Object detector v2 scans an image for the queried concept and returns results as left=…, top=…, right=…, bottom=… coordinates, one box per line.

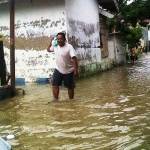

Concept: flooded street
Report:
left=0, top=53, right=150, bottom=150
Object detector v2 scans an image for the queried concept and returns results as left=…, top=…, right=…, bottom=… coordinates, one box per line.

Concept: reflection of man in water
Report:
left=47, top=32, right=78, bottom=102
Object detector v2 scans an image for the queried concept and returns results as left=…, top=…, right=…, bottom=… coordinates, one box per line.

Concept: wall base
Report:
left=78, top=58, right=116, bottom=78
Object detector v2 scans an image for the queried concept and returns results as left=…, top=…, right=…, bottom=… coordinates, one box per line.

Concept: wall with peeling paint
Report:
left=0, top=0, right=67, bottom=51
left=0, top=0, right=68, bottom=82
left=0, top=0, right=124, bottom=83
left=108, top=34, right=126, bottom=65
left=65, top=0, right=101, bottom=65
left=0, top=0, right=66, bottom=38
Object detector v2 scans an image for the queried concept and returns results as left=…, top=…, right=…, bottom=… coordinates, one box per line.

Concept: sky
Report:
left=127, top=0, right=134, bottom=5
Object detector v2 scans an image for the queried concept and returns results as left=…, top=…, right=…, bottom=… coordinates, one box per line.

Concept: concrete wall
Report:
left=65, top=0, right=101, bottom=64
left=64, top=0, right=107, bottom=78
left=0, top=0, right=125, bottom=83
left=108, top=34, right=126, bottom=65
left=0, top=0, right=66, bottom=38
left=0, top=0, right=67, bottom=82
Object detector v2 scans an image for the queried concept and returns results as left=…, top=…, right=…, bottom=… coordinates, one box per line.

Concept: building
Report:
left=0, top=0, right=126, bottom=83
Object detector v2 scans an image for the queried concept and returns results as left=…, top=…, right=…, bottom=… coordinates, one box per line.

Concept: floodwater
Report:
left=0, top=53, right=150, bottom=150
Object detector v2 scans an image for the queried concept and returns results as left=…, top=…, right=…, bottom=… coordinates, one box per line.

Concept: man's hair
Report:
left=57, top=32, right=66, bottom=39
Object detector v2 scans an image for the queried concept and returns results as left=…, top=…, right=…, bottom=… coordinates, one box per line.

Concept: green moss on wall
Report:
left=78, top=58, right=115, bottom=78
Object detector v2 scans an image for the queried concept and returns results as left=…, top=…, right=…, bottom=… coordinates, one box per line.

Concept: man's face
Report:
left=57, top=34, right=65, bottom=47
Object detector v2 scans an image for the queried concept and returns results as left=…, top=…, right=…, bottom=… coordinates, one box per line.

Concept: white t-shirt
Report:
left=50, top=43, right=76, bottom=74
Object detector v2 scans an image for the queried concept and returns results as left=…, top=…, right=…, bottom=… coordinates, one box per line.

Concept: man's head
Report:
left=57, top=32, right=66, bottom=47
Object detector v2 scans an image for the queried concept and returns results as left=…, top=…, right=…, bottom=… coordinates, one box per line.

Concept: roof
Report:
left=99, top=7, right=114, bottom=18
left=98, top=0, right=119, bottom=13
left=0, top=0, right=119, bottom=13
left=0, top=0, right=8, bottom=4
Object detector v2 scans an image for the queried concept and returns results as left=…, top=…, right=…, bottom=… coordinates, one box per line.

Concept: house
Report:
left=142, top=20, right=150, bottom=52
left=0, top=0, right=126, bottom=83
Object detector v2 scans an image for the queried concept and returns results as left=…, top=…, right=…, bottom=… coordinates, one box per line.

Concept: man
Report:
left=130, top=47, right=136, bottom=65
left=47, top=32, right=78, bottom=101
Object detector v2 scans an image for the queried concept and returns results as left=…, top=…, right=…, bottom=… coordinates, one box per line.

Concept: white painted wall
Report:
left=108, top=40, right=115, bottom=59
left=115, top=38, right=126, bottom=64
left=0, top=0, right=112, bottom=82
left=65, top=0, right=101, bottom=64
left=4, top=48, right=56, bottom=82
left=65, top=0, right=98, bottom=23
left=0, top=0, right=67, bottom=82
left=108, top=35, right=126, bottom=64
left=0, top=0, right=67, bottom=37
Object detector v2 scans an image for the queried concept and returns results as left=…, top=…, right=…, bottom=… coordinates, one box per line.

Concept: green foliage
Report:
left=118, top=0, right=150, bottom=26
left=107, top=0, right=148, bottom=48
left=122, top=25, right=143, bottom=48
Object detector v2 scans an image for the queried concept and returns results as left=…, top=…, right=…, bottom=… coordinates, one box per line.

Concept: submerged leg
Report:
left=68, top=88, right=74, bottom=99
left=52, top=86, right=59, bottom=101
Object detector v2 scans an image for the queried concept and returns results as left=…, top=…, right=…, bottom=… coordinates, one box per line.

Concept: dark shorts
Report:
left=52, top=69, right=75, bottom=88
left=130, top=55, right=135, bottom=60
left=130, top=55, right=137, bottom=60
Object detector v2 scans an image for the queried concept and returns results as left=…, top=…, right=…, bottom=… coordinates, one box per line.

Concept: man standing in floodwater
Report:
left=47, top=32, right=78, bottom=102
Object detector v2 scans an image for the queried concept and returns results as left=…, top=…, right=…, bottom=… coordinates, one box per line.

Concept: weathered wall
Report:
left=0, top=0, right=123, bottom=83
left=65, top=0, right=101, bottom=65
left=108, top=34, right=126, bottom=65
left=0, top=0, right=67, bottom=82
left=0, top=0, right=66, bottom=49
left=65, top=0, right=117, bottom=78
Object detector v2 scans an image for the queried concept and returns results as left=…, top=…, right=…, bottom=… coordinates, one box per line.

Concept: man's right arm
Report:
left=47, top=36, right=54, bottom=52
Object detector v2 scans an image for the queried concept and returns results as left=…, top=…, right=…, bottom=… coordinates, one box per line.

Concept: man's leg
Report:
left=63, top=72, right=75, bottom=99
left=68, top=88, right=74, bottom=99
left=52, top=86, right=59, bottom=101
left=51, top=69, right=62, bottom=101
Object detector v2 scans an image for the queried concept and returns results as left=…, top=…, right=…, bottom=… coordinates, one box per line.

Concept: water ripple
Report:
left=86, top=103, right=119, bottom=109
left=123, top=107, right=136, bottom=112
left=48, top=131, right=102, bottom=139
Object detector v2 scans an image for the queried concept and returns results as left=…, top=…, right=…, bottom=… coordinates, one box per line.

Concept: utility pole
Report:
left=10, top=0, right=15, bottom=93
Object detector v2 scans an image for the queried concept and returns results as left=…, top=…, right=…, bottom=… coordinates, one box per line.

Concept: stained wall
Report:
left=0, top=0, right=67, bottom=82
left=0, top=0, right=119, bottom=83
left=65, top=0, right=101, bottom=65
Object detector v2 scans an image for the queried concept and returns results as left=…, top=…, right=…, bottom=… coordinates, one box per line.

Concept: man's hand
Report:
left=72, top=57, right=78, bottom=77
left=49, top=35, right=54, bottom=43
left=74, top=69, right=79, bottom=77
left=47, top=35, right=54, bottom=52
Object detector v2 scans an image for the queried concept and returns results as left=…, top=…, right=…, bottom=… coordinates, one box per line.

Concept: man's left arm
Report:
left=72, top=56, right=78, bottom=77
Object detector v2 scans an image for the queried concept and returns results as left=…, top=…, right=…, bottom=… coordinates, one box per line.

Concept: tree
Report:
left=118, top=0, right=150, bottom=26
left=121, top=24, right=143, bottom=48
left=107, top=0, right=149, bottom=49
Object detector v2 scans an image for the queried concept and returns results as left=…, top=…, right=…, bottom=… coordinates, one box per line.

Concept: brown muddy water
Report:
left=0, top=53, right=150, bottom=150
